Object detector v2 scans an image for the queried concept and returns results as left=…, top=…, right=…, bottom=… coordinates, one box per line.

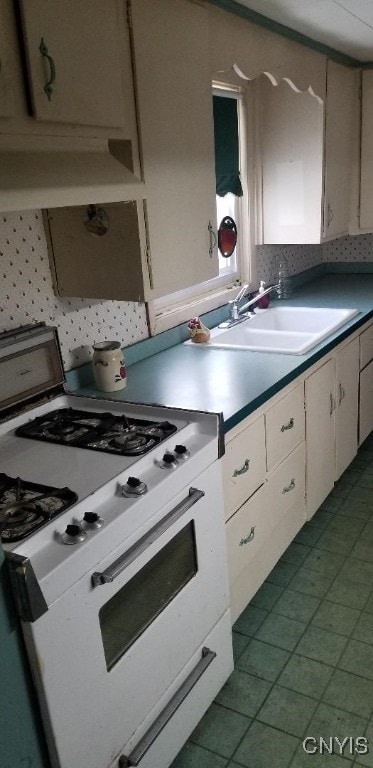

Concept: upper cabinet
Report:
left=360, top=71, right=373, bottom=231
left=257, top=60, right=358, bottom=244
left=129, top=0, right=219, bottom=299
left=18, top=0, right=127, bottom=129
left=0, top=4, right=15, bottom=118
left=0, top=0, right=136, bottom=139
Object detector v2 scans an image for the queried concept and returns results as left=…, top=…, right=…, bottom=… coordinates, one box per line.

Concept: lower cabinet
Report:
left=227, top=443, right=306, bottom=624
left=224, top=322, right=370, bottom=623
left=305, top=335, right=360, bottom=520
left=360, top=361, right=373, bottom=444
left=305, top=358, right=335, bottom=518
left=223, top=381, right=306, bottom=624
left=359, top=322, right=373, bottom=445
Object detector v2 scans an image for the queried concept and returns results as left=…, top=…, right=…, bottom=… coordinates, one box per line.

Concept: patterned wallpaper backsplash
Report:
left=0, top=210, right=148, bottom=371
left=1, top=209, right=372, bottom=371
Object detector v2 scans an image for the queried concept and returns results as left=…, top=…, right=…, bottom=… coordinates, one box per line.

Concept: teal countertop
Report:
left=73, top=275, right=373, bottom=433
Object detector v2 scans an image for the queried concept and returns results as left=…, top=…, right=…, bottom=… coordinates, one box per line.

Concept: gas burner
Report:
left=111, top=433, right=155, bottom=454
left=16, top=408, right=178, bottom=457
left=0, top=474, right=78, bottom=543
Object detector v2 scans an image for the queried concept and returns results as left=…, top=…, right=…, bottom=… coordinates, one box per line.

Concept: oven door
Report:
left=22, top=461, right=229, bottom=768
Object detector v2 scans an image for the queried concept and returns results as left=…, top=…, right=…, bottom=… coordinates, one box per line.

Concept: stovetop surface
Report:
left=15, top=407, right=178, bottom=457
left=0, top=473, right=78, bottom=542
left=0, top=395, right=189, bottom=537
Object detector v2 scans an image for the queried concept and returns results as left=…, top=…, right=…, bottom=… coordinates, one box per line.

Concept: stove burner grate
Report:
left=0, top=474, right=78, bottom=543
left=15, top=408, right=178, bottom=457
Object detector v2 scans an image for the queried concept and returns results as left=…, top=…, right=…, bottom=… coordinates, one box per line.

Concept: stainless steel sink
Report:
left=186, top=307, right=359, bottom=355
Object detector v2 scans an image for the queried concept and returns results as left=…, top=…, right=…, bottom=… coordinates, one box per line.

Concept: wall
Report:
left=257, top=234, right=373, bottom=284
left=1, top=210, right=373, bottom=373
left=0, top=210, right=149, bottom=371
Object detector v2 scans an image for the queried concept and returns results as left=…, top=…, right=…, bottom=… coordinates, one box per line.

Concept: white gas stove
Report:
left=0, top=324, right=233, bottom=768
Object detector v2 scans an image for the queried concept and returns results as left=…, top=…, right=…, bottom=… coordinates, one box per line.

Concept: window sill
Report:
left=147, top=282, right=244, bottom=335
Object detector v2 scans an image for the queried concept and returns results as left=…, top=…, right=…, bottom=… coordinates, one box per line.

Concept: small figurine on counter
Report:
left=188, top=316, right=210, bottom=343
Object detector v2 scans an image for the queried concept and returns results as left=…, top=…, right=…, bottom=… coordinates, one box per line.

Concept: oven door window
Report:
left=99, top=521, right=197, bottom=671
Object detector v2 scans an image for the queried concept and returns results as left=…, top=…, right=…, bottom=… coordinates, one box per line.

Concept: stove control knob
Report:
left=122, top=476, right=148, bottom=497
left=81, top=512, right=104, bottom=530
left=62, top=524, right=87, bottom=545
left=174, top=444, right=190, bottom=460
left=158, top=452, right=178, bottom=469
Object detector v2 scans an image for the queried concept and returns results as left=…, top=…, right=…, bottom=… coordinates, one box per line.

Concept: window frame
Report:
left=147, top=82, right=257, bottom=336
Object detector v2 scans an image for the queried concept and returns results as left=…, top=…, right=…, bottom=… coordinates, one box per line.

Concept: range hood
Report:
left=0, top=135, right=145, bottom=212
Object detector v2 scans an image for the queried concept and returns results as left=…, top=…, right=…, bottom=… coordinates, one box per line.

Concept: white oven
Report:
left=0, top=324, right=233, bottom=768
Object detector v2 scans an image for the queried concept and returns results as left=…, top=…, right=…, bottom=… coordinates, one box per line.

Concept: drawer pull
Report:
left=338, top=382, right=345, bottom=405
left=119, top=647, right=216, bottom=766
left=330, top=392, right=336, bottom=416
left=282, top=478, right=295, bottom=494
left=239, top=526, right=255, bottom=546
left=280, top=417, right=294, bottom=432
left=233, top=459, right=250, bottom=477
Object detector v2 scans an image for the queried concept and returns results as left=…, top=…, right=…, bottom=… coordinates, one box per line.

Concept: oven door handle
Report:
left=91, top=487, right=205, bottom=588
left=118, top=646, right=216, bottom=767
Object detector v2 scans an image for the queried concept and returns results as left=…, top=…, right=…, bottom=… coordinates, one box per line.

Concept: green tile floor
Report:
left=171, top=433, right=373, bottom=768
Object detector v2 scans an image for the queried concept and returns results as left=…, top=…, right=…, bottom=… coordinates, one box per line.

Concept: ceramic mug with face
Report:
left=92, top=341, right=126, bottom=392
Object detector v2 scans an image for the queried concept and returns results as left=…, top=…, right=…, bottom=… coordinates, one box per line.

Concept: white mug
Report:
left=92, top=341, right=126, bottom=392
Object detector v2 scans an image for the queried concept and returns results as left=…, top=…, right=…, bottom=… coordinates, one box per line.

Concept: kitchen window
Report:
left=148, top=84, right=256, bottom=335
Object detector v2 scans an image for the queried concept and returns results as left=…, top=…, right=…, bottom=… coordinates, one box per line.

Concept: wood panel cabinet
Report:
left=305, top=336, right=359, bottom=520
left=359, top=321, right=373, bottom=445
left=257, top=60, right=357, bottom=244
left=0, top=4, right=14, bottom=118
left=360, top=72, right=373, bottom=230
left=335, top=336, right=359, bottom=478
left=129, top=0, right=219, bottom=299
left=0, top=0, right=136, bottom=139
left=224, top=381, right=305, bottom=623
left=225, top=323, right=368, bottom=621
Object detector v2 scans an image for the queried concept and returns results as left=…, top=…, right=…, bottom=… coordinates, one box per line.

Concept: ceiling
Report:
left=234, top=0, right=373, bottom=62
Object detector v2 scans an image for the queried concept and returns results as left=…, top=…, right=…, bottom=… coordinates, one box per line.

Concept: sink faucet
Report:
left=238, top=283, right=280, bottom=316
left=228, top=283, right=250, bottom=322
left=219, top=282, right=280, bottom=329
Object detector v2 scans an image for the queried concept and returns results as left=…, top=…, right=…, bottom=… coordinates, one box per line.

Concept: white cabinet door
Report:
left=305, top=359, right=335, bottom=520
left=18, top=0, right=129, bottom=129
left=360, top=360, right=373, bottom=445
left=335, top=337, right=359, bottom=479
left=322, top=60, right=356, bottom=240
left=0, top=4, right=14, bottom=118
left=258, top=60, right=357, bottom=244
left=130, top=0, right=219, bottom=299
left=360, top=71, right=373, bottom=230
left=258, top=76, right=324, bottom=244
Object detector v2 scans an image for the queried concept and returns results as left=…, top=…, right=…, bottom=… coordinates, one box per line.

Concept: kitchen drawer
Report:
left=226, top=482, right=269, bottom=587
left=223, top=415, right=266, bottom=519
left=266, top=441, right=306, bottom=521
left=360, top=324, right=373, bottom=370
left=230, top=501, right=304, bottom=624
left=265, top=383, right=305, bottom=472
left=226, top=442, right=305, bottom=590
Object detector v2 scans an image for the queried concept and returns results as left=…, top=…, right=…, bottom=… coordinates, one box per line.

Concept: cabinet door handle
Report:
left=39, top=38, right=56, bottom=101
left=330, top=392, right=336, bottom=416
left=208, top=221, right=217, bottom=257
left=327, top=203, right=334, bottom=227
left=280, top=417, right=294, bottom=432
left=282, top=478, right=295, bottom=494
left=239, top=526, right=255, bottom=546
left=338, top=382, right=345, bottom=405
left=233, top=459, right=250, bottom=477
